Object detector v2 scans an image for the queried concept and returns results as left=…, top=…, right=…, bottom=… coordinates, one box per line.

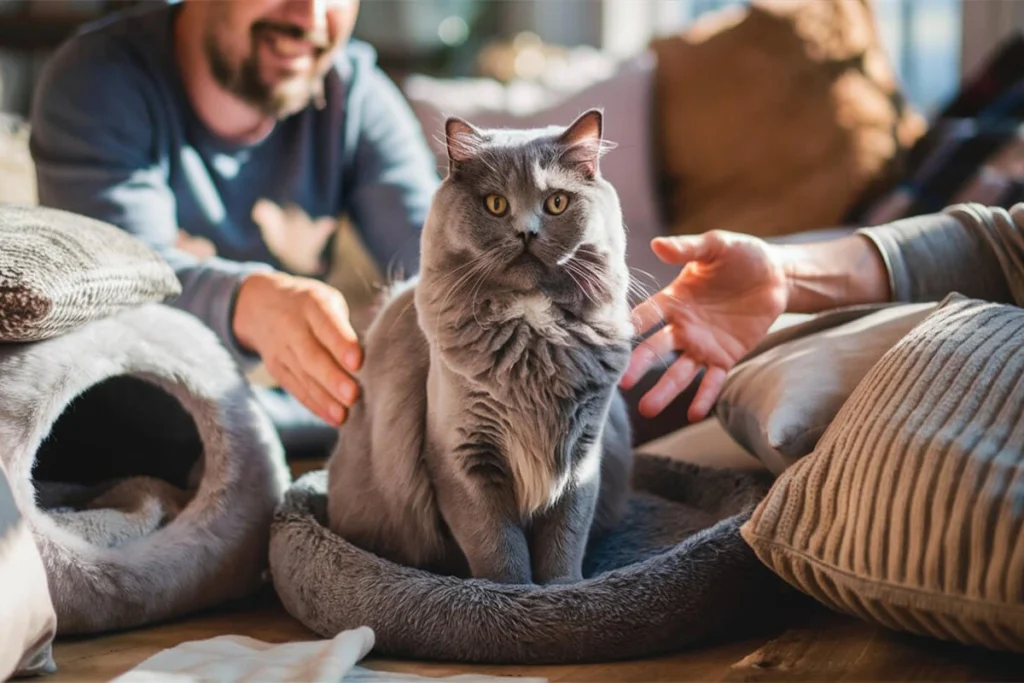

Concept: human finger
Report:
left=272, top=356, right=347, bottom=427
left=650, top=233, right=717, bottom=266
left=620, top=325, right=678, bottom=389
left=307, top=290, right=363, bottom=373
left=290, top=332, right=360, bottom=408
left=629, top=290, right=680, bottom=339
left=637, top=355, right=701, bottom=418
left=687, top=366, right=727, bottom=422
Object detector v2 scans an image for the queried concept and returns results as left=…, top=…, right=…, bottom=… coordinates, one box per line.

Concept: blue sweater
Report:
left=29, top=3, right=440, bottom=367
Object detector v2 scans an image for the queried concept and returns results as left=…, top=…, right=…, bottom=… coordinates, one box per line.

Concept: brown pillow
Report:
left=649, top=0, right=926, bottom=238
left=741, top=294, right=1024, bottom=652
left=0, top=203, right=181, bottom=342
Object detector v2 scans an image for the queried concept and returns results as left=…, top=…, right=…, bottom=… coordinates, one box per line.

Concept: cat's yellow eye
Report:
left=544, top=191, right=570, bottom=215
left=484, top=194, right=509, bottom=216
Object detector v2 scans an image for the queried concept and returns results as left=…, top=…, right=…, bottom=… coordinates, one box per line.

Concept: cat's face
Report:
left=420, top=110, right=627, bottom=314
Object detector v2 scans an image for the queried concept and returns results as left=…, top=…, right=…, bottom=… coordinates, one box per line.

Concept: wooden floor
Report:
left=49, top=587, right=1023, bottom=682
left=46, top=458, right=1024, bottom=681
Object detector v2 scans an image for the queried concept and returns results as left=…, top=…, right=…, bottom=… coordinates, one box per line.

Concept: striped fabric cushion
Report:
left=0, top=203, right=180, bottom=342
left=741, top=294, right=1024, bottom=652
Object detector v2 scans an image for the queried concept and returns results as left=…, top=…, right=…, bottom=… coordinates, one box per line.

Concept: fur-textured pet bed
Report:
left=0, top=302, right=291, bottom=635
left=270, top=454, right=788, bottom=664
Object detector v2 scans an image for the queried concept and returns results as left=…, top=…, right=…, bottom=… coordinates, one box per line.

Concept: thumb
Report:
left=650, top=234, right=716, bottom=266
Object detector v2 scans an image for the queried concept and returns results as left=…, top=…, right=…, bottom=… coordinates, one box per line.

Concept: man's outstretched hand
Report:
left=233, top=271, right=362, bottom=427
left=621, top=230, right=789, bottom=422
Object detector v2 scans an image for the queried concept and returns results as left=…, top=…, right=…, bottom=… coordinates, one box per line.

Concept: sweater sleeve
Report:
left=857, top=202, right=1024, bottom=307
left=28, top=32, right=270, bottom=371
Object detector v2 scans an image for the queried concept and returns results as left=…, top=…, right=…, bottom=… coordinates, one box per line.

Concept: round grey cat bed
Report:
left=270, top=455, right=789, bottom=664
left=0, top=303, right=291, bottom=635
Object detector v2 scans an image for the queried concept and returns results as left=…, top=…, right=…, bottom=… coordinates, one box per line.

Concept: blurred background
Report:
left=2, top=0, right=1024, bottom=298
left=0, top=0, right=995, bottom=119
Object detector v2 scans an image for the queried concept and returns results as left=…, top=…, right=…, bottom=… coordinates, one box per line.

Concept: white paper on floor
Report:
left=110, top=627, right=548, bottom=683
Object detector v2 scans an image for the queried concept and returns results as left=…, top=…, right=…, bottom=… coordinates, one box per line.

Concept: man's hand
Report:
left=233, top=271, right=362, bottom=427
left=620, top=231, right=788, bottom=422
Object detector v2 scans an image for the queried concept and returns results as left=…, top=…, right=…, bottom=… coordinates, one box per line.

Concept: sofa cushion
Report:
left=0, top=203, right=181, bottom=342
left=741, top=294, right=1024, bottom=651
left=716, top=302, right=935, bottom=474
left=649, top=0, right=925, bottom=239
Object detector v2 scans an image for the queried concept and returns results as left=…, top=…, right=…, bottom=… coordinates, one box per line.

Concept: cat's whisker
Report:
left=435, top=249, right=502, bottom=332
left=628, top=267, right=661, bottom=293
left=432, top=253, right=490, bottom=320
left=468, top=253, right=507, bottom=329
left=563, top=261, right=602, bottom=310
left=386, top=296, right=418, bottom=339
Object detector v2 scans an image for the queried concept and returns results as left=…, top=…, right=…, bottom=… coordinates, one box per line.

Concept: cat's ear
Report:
left=557, top=109, right=611, bottom=180
left=445, top=117, right=482, bottom=173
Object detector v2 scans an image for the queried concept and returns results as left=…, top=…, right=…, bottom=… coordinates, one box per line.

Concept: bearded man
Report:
left=30, top=0, right=440, bottom=453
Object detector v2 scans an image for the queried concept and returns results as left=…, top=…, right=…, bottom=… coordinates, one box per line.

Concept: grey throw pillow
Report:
left=716, top=302, right=936, bottom=474
left=0, top=203, right=180, bottom=341
left=741, top=293, right=1024, bottom=652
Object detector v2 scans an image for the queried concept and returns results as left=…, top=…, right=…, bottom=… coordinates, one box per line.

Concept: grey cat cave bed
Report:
left=1, top=303, right=290, bottom=635
left=270, top=455, right=788, bottom=664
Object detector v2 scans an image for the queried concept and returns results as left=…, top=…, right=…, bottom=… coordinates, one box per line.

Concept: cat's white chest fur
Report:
left=500, top=294, right=629, bottom=346
left=507, top=423, right=604, bottom=518
left=503, top=294, right=566, bottom=340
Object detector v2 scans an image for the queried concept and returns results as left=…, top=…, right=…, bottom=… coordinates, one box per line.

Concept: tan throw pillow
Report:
left=0, top=203, right=181, bottom=342
left=716, top=302, right=936, bottom=474
left=649, top=0, right=926, bottom=239
left=0, top=460, right=57, bottom=679
left=741, top=294, right=1024, bottom=652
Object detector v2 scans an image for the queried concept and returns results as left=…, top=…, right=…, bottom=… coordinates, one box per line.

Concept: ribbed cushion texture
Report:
left=741, top=294, right=1024, bottom=652
left=0, top=203, right=180, bottom=342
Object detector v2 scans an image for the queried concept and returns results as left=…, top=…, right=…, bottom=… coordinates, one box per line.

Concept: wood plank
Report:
left=48, top=589, right=1023, bottom=682
left=722, top=604, right=1024, bottom=682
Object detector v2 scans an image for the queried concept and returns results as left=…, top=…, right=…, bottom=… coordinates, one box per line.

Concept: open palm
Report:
left=621, top=230, right=788, bottom=421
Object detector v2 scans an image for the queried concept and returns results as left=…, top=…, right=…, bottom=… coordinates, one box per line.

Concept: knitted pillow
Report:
left=741, top=294, right=1024, bottom=652
left=0, top=203, right=180, bottom=342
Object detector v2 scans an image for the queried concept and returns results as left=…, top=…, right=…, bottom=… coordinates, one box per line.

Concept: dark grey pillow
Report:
left=716, top=302, right=936, bottom=474
left=0, top=203, right=180, bottom=341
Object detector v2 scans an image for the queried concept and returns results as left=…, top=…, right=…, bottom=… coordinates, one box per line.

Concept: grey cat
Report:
left=327, top=110, right=634, bottom=584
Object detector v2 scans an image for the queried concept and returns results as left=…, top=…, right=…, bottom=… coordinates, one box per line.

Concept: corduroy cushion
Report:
left=0, top=203, right=180, bottom=342
left=741, top=294, right=1024, bottom=652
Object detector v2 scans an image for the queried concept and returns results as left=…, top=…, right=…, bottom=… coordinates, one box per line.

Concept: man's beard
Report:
left=203, top=29, right=330, bottom=119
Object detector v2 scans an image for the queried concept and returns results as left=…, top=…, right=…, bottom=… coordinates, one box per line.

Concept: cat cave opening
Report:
left=32, top=374, right=204, bottom=544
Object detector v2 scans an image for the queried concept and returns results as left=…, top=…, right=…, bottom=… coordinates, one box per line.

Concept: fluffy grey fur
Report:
left=0, top=303, right=291, bottom=634
left=327, top=110, right=635, bottom=584
left=272, top=456, right=785, bottom=664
